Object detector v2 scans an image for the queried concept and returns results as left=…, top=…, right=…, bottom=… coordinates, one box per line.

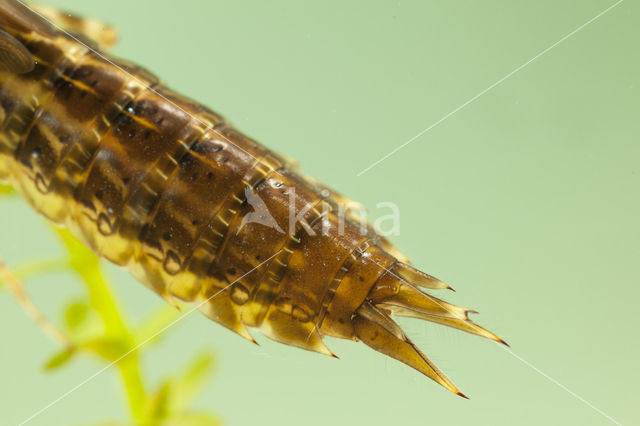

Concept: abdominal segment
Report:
left=0, top=0, right=505, bottom=396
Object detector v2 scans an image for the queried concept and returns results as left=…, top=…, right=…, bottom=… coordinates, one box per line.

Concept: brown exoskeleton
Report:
left=0, top=0, right=505, bottom=397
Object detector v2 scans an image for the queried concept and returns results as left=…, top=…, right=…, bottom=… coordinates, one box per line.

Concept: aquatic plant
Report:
left=0, top=183, right=219, bottom=425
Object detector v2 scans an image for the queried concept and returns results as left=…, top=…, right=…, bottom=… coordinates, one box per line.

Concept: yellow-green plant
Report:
left=0, top=183, right=219, bottom=426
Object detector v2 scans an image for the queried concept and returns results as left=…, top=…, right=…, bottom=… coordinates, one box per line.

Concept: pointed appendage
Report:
left=353, top=301, right=463, bottom=395
left=350, top=262, right=506, bottom=396
left=260, top=308, right=335, bottom=357
left=197, top=290, right=257, bottom=344
left=393, top=261, right=455, bottom=291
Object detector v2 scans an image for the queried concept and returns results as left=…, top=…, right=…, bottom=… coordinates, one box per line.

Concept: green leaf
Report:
left=43, top=349, right=75, bottom=371
left=83, top=336, right=130, bottom=361
left=171, top=352, right=215, bottom=413
left=61, top=299, right=104, bottom=343
left=143, top=351, right=215, bottom=422
left=65, top=300, right=89, bottom=330
left=145, top=381, right=172, bottom=421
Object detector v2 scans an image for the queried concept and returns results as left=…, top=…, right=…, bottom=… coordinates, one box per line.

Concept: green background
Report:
left=1, top=0, right=638, bottom=424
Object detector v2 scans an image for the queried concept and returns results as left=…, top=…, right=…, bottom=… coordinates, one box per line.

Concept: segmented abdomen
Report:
left=0, top=30, right=372, bottom=348
left=1, top=3, right=508, bottom=394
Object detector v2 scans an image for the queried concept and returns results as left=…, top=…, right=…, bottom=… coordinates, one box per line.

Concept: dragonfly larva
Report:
left=0, top=0, right=505, bottom=396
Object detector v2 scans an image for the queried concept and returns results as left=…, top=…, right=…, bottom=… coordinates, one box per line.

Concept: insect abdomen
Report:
left=1, top=31, right=285, bottom=300
left=1, top=1, right=505, bottom=396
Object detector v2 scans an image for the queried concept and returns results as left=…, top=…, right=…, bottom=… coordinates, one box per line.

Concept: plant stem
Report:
left=0, top=257, right=73, bottom=349
left=117, top=352, right=147, bottom=421
left=57, top=228, right=147, bottom=421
